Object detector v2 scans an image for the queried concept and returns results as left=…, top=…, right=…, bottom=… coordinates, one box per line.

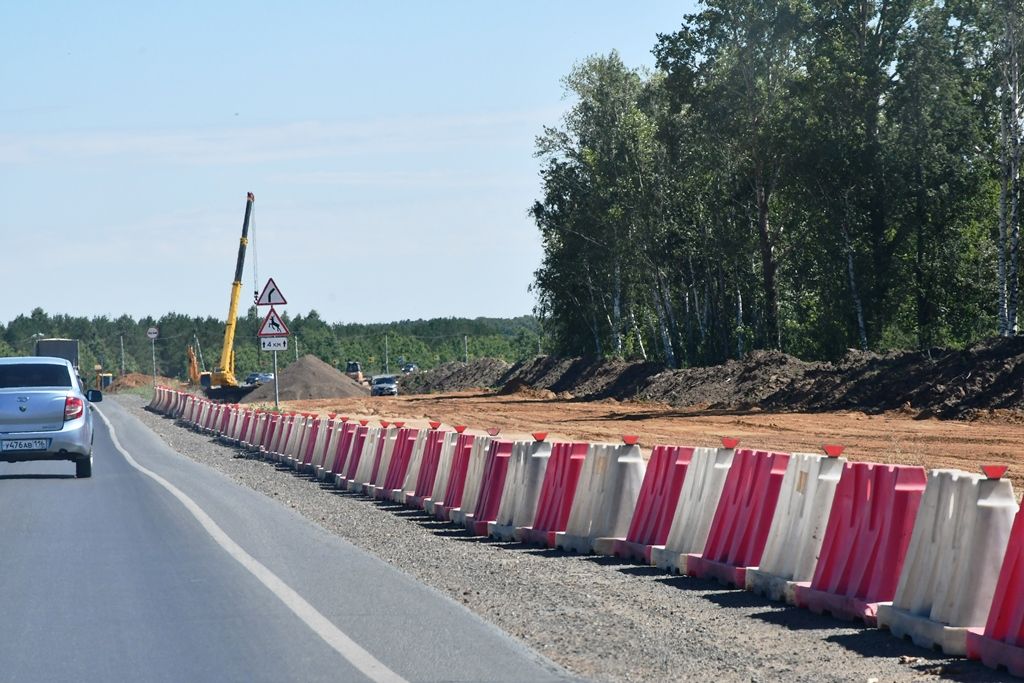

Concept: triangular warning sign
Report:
left=256, top=278, right=287, bottom=306
left=257, top=307, right=290, bottom=337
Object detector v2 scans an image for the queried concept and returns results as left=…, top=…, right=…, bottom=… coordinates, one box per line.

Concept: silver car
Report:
left=0, top=357, right=102, bottom=478
left=370, top=375, right=398, bottom=396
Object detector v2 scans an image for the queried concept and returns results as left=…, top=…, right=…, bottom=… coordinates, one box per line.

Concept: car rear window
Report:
left=0, top=364, right=73, bottom=388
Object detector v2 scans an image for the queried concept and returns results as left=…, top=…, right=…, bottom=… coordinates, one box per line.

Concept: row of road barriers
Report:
left=147, top=386, right=1024, bottom=677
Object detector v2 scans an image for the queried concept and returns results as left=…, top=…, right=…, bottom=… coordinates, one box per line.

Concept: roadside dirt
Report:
left=284, top=391, right=1024, bottom=495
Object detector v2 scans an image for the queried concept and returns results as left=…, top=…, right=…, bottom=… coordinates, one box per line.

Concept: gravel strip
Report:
left=116, top=394, right=1004, bottom=683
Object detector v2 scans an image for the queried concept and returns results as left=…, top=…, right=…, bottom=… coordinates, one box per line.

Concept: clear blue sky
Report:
left=1, top=1, right=695, bottom=326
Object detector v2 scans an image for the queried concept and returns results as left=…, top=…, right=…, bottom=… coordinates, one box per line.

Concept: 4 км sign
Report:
left=261, top=337, right=288, bottom=352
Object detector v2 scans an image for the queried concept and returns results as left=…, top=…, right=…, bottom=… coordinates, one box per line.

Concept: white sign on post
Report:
left=147, top=327, right=159, bottom=340
left=261, top=337, right=288, bottom=351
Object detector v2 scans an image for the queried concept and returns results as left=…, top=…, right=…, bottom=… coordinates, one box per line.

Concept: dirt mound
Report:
left=636, top=350, right=823, bottom=409
left=400, top=359, right=511, bottom=393
left=242, top=355, right=368, bottom=403
left=765, top=337, right=1024, bottom=418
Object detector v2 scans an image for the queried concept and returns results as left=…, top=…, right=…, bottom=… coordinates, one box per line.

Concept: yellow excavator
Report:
left=189, top=192, right=257, bottom=402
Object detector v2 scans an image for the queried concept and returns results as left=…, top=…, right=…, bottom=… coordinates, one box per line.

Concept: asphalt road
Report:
left=0, top=399, right=570, bottom=683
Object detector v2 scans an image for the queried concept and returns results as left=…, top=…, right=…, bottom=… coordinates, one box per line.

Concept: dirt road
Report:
left=279, top=389, right=1024, bottom=493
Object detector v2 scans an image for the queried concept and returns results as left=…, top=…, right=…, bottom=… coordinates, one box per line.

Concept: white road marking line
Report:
left=96, top=407, right=407, bottom=683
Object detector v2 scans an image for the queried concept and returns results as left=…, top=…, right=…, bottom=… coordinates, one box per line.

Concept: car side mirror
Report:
left=86, top=389, right=103, bottom=403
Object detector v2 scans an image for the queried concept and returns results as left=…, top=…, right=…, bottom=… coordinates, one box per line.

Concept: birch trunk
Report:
left=841, top=222, right=869, bottom=351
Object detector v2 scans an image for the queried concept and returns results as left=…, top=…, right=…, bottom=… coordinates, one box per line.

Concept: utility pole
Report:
left=464, top=335, right=469, bottom=364
left=294, top=337, right=299, bottom=361
left=385, top=332, right=390, bottom=374
left=120, top=335, right=126, bottom=375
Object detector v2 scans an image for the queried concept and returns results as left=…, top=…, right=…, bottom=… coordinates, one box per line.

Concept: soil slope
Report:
left=402, top=337, right=1024, bottom=420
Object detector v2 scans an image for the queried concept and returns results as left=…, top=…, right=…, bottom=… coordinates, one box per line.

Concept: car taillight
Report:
left=64, top=396, right=84, bottom=421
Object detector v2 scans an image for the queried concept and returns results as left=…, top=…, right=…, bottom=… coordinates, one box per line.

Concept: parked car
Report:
left=401, top=362, right=419, bottom=374
left=370, top=375, right=399, bottom=396
left=244, top=372, right=275, bottom=386
left=0, top=356, right=102, bottom=478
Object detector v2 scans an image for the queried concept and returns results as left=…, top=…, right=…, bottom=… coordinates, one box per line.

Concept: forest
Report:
left=0, top=308, right=541, bottom=380
left=531, top=0, right=1024, bottom=366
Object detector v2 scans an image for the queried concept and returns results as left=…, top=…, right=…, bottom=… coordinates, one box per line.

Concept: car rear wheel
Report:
left=76, top=456, right=92, bottom=479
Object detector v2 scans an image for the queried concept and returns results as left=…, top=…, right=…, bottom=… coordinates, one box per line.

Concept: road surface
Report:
left=0, top=399, right=569, bottom=683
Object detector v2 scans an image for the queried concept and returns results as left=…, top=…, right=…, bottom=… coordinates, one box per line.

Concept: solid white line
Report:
left=95, top=407, right=407, bottom=683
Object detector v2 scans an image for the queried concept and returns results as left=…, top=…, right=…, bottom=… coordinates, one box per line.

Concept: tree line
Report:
left=531, top=0, right=1023, bottom=365
left=0, top=308, right=541, bottom=380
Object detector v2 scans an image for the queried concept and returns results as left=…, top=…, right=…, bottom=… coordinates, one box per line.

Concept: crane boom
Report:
left=202, top=192, right=254, bottom=391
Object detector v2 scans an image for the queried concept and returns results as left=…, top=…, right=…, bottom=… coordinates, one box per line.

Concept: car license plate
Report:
left=1, top=439, right=50, bottom=452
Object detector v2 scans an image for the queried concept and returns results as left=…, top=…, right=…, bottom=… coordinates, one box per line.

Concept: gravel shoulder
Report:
left=116, top=393, right=1008, bottom=683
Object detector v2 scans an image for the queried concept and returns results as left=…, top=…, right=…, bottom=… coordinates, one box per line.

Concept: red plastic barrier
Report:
left=258, top=412, right=278, bottom=452
left=517, top=442, right=589, bottom=547
left=328, top=422, right=358, bottom=476
left=379, top=428, right=419, bottom=499
left=405, top=430, right=449, bottom=508
left=470, top=440, right=516, bottom=535
left=339, top=426, right=371, bottom=486
left=793, top=462, right=926, bottom=625
left=687, top=449, right=790, bottom=587
left=613, top=445, right=695, bottom=563
left=967, top=505, right=1024, bottom=675
left=433, top=434, right=477, bottom=521
left=300, top=418, right=322, bottom=467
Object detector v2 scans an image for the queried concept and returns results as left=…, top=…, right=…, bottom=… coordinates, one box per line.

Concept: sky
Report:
left=1, top=1, right=696, bottom=327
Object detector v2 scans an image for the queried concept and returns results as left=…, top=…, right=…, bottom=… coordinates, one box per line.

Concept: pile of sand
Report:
left=242, top=355, right=368, bottom=403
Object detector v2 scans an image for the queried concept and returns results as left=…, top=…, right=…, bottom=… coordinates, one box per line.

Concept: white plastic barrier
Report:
left=421, top=432, right=462, bottom=513
left=650, top=446, right=735, bottom=574
left=314, top=418, right=344, bottom=478
left=365, top=428, right=402, bottom=495
left=282, top=414, right=310, bottom=464
left=554, top=443, right=646, bottom=555
left=876, top=469, right=1018, bottom=655
left=489, top=440, right=553, bottom=541
left=448, top=436, right=495, bottom=526
left=745, top=452, right=847, bottom=603
left=348, top=428, right=385, bottom=493
left=393, top=429, right=429, bottom=503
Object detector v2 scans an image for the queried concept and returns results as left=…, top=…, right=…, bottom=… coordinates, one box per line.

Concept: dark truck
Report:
left=34, top=338, right=80, bottom=369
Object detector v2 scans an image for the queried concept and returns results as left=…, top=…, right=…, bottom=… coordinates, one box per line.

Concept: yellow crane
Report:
left=194, top=192, right=256, bottom=401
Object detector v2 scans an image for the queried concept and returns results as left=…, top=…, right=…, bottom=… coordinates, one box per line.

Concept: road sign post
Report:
left=256, top=282, right=289, bottom=411
left=147, top=327, right=159, bottom=387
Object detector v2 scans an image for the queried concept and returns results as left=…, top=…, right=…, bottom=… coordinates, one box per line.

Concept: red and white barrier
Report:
left=463, top=440, right=516, bottom=535
left=373, top=428, right=419, bottom=500
left=878, top=468, right=1017, bottom=655
left=517, top=442, right=589, bottom=547
left=347, top=427, right=386, bottom=492
left=393, top=428, right=432, bottom=503
left=967, top=488, right=1024, bottom=675
left=687, top=449, right=790, bottom=587
left=337, top=425, right=372, bottom=489
left=650, top=445, right=737, bottom=574
left=554, top=442, right=645, bottom=555
left=793, top=462, right=926, bottom=625
left=428, top=432, right=480, bottom=519
left=612, top=445, right=695, bottom=563
left=323, top=421, right=357, bottom=481
left=446, top=436, right=495, bottom=524
left=407, top=431, right=459, bottom=510
left=386, top=429, right=426, bottom=502
left=745, top=451, right=846, bottom=603
left=489, top=439, right=553, bottom=541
